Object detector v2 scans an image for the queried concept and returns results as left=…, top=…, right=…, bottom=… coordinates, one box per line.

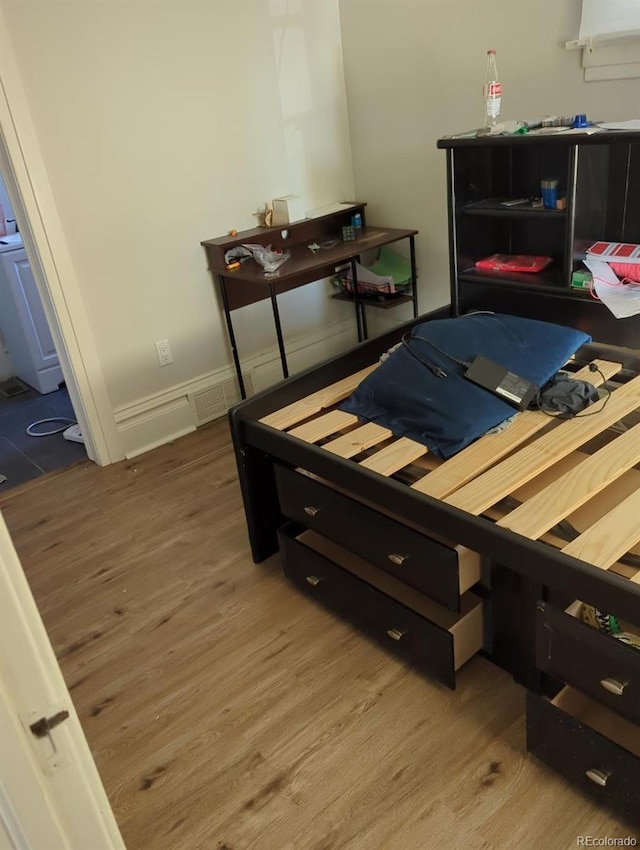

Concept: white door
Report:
left=0, top=512, right=125, bottom=850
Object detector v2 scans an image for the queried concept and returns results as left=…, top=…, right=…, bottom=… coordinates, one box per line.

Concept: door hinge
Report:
left=29, top=710, right=70, bottom=738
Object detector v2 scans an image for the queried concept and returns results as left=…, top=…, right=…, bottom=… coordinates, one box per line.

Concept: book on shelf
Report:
left=586, top=242, right=640, bottom=264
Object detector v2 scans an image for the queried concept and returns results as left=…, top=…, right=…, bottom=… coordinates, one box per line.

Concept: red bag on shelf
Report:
left=474, top=254, right=553, bottom=273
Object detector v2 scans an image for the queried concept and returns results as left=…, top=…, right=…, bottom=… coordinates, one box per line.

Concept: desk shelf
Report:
left=332, top=291, right=415, bottom=310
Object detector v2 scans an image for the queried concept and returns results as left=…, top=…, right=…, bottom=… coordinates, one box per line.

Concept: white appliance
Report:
left=0, top=238, right=63, bottom=394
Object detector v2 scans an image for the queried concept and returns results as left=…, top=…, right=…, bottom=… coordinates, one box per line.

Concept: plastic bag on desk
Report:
left=242, top=243, right=290, bottom=275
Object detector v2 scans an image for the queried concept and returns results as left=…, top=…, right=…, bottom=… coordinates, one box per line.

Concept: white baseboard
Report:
left=114, top=319, right=357, bottom=460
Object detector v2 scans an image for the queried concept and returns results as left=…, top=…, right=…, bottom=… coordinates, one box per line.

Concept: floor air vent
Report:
left=188, top=374, right=253, bottom=425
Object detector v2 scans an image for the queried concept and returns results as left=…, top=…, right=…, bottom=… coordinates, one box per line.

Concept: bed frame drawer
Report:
left=275, top=464, right=479, bottom=612
left=536, top=601, right=640, bottom=726
left=277, top=524, right=483, bottom=690
left=526, top=688, right=640, bottom=824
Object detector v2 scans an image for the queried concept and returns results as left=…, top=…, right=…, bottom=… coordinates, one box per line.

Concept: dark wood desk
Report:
left=202, top=204, right=418, bottom=398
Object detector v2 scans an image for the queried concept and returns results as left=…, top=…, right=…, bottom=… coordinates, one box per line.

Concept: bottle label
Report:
left=485, top=97, right=501, bottom=118
left=484, top=82, right=502, bottom=96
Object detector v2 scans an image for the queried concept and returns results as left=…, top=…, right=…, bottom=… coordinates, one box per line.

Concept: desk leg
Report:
left=218, top=275, right=246, bottom=400
left=409, top=235, right=418, bottom=318
left=269, top=282, right=289, bottom=379
left=350, top=257, right=367, bottom=341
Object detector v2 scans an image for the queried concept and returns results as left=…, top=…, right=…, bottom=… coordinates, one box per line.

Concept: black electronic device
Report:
left=464, top=356, right=539, bottom=410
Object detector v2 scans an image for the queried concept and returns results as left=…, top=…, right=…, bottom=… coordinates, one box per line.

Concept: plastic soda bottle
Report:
left=483, top=49, right=501, bottom=127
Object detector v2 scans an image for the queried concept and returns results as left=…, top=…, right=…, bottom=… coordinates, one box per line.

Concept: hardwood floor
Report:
left=2, top=419, right=636, bottom=850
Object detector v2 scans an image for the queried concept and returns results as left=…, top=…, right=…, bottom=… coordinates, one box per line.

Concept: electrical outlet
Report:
left=155, top=339, right=173, bottom=366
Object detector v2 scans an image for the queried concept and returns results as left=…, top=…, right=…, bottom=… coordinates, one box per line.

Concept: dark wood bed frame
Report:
left=227, top=129, right=640, bottom=821
left=229, top=308, right=640, bottom=622
left=228, top=304, right=640, bottom=822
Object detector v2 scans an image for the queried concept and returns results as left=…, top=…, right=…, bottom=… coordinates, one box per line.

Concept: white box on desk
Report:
left=271, top=195, right=306, bottom=226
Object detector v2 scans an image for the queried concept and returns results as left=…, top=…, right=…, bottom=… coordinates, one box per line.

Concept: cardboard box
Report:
left=271, top=195, right=306, bottom=226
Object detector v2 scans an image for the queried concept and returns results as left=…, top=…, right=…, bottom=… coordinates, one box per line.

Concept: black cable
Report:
left=402, top=330, right=471, bottom=369
left=401, top=330, right=475, bottom=378
left=400, top=332, right=448, bottom=378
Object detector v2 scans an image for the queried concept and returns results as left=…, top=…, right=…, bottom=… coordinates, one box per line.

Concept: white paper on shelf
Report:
left=596, top=119, right=640, bottom=130
left=562, top=127, right=605, bottom=135
left=346, top=262, right=394, bottom=288
left=585, top=259, right=640, bottom=319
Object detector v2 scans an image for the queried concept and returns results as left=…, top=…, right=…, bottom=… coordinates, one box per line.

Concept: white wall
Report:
left=338, top=0, right=640, bottom=318
left=1, top=0, right=355, bottom=454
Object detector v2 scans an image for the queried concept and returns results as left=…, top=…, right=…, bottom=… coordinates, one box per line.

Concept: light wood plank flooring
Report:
left=2, top=420, right=637, bottom=850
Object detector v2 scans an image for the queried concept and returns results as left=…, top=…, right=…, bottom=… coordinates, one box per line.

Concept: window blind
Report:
left=578, top=0, right=640, bottom=45
left=567, top=0, right=640, bottom=81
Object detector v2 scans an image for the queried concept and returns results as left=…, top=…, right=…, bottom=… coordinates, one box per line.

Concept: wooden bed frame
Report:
left=229, top=308, right=640, bottom=625
left=229, top=304, right=640, bottom=820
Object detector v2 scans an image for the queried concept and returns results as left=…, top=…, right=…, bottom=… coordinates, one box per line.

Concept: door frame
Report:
left=0, top=511, right=126, bottom=849
left=0, top=9, right=121, bottom=466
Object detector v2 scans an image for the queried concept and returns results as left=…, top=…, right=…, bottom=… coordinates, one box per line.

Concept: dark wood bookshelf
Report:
left=438, top=131, right=640, bottom=346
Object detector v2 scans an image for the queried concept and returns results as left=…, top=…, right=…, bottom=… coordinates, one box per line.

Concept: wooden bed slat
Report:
left=498, top=423, right=640, bottom=540
left=359, top=438, right=428, bottom=476
left=445, top=375, right=640, bottom=516
left=259, top=365, right=378, bottom=430
left=567, top=467, right=640, bottom=558
left=522, top=466, right=640, bottom=560
left=509, top=452, right=586, bottom=502
left=323, top=422, right=392, bottom=459
left=560, top=488, right=640, bottom=570
left=410, top=360, right=622, bottom=500
left=486, top=503, right=639, bottom=580
left=506, top=453, right=640, bottom=559
left=288, top=410, right=357, bottom=442
left=412, top=410, right=554, bottom=499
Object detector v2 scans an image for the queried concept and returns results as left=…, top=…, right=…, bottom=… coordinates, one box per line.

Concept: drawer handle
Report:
left=386, top=628, right=406, bottom=641
left=388, top=553, right=407, bottom=566
left=585, top=768, right=610, bottom=787
left=305, top=575, right=322, bottom=587
left=600, top=678, right=627, bottom=696
left=304, top=506, right=320, bottom=517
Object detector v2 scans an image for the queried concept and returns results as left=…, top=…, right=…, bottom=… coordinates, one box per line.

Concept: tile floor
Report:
left=0, top=383, right=87, bottom=491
